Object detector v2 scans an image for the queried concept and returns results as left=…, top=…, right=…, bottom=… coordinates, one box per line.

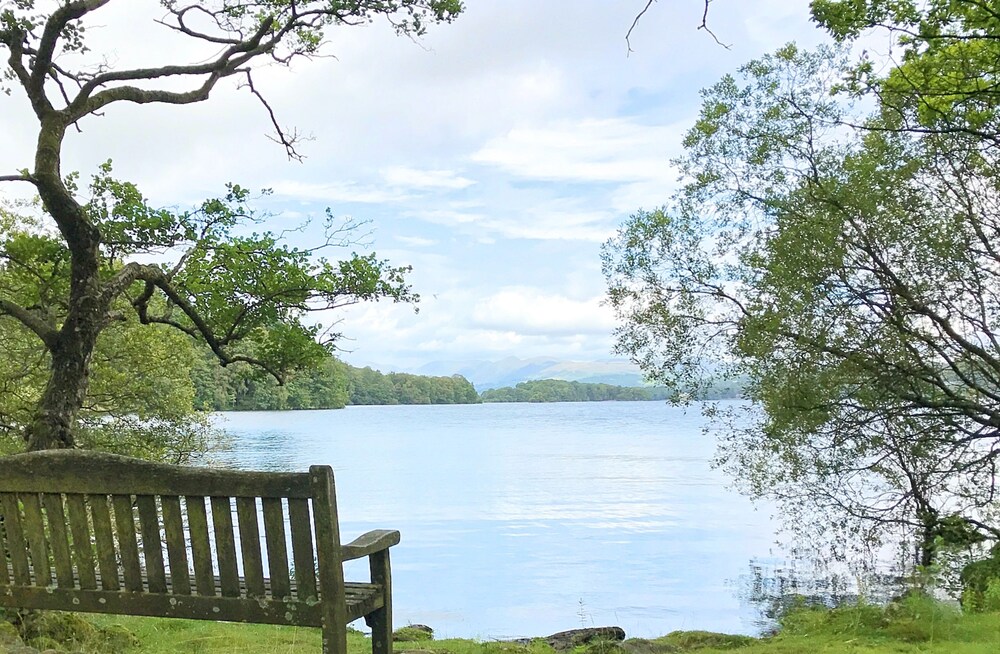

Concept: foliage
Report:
left=191, top=347, right=352, bottom=411
left=658, top=631, right=754, bottom=650
left=481, top=379, right=673, bottom=403
left=1, top=609, right=140, bottom=653
left=347, top=366, right=480, bottom=406
left=190, top=354, right=481, bottom=410
left=481, top=378, right=744, bottom=403
left=960, top=544, right=1000, bottom=613
left=603, top=26, right=1000, bottom=566
left=0, top=0, right=460, bottom=449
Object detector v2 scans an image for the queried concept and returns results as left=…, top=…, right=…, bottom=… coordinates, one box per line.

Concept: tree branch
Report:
left=626, top=0, right=655, bottom=55
left=627, top=1, right=728, bottom=54
left=0, top=298, right=57, bottom=346
left=239, top=69, right=307, bottom=161
left=0, top=173, right=36, bottom=185
left=116, top=264, right=286, bottom=383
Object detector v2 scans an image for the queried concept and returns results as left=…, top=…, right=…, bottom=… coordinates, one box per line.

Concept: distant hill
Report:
left=413, top=357, right=646, bottom=390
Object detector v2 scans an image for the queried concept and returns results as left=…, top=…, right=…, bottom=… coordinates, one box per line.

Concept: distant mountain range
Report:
left=411, top=356, right=646, bottom=390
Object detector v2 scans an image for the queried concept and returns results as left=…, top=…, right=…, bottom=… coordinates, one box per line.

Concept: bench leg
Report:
left=366, top=549, right=393, bottom=654
left=323, top=620, right=349, bottom=654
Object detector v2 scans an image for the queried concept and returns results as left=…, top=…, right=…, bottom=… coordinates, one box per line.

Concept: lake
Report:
left=211, top=400, right=778, bottom=640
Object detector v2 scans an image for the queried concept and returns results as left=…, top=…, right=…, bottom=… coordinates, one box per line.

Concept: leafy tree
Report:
left=603, top=35, right=1000, bottom=567
left=0, top=212, right=214, bottom=462
left=0, top=1, right=461, bottom=451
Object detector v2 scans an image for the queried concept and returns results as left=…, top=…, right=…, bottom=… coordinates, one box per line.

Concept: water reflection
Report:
left=211, top=401, right=778, bottom=639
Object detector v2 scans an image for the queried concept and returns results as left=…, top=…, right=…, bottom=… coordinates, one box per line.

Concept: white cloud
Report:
left=409, top=209, right=484, bottom=225
left=270, top=180, right=412, bottom=204
left=471, top=117, right=682, bottom=185
left=472, top=287, right=616, bottom=336
left=381, top=166, right=475, bottom=190
left=394, top=235, right=437, bottom=247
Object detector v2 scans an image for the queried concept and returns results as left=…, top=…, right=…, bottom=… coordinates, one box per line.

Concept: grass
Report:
left=7, top=595, right=1000, bottom=653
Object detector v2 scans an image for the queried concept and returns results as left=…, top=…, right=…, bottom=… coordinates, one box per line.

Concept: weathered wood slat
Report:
left=112, top=495, right=143, bottom=592
left=160, top=495, right=191, bottom=595
left=0, top=451, right=312, bottom=498
left=19, top=493, right=51, bottom=587
left=236, top=497, right=265, bottom=597
left=210, top=496, right=240, bottom=598
left=65, top=494, right=97, bottom=590
left=136, top=495, right=167, bottom=593
left=0, top=493, right=31, bottom=585
left=185, top=496, right=215, bottom=596
left=43, top=493, right=75, bottom=588
left=89, top=494, right=119, bottom=591
left=261, top=498, right=291, bottom=599
left=288, top=497, right=318, bottom=601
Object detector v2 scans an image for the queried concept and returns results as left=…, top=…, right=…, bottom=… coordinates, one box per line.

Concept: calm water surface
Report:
left=212, top=401, right=777, bottom=639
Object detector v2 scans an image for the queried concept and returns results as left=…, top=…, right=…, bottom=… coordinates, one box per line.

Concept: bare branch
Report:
left=626, top=0, right=655, bottom=55
left=697, top=0, right=731, bottom=50
left=239, top=69, right=306, bottom=162
left=627, top=0, right=729, bottom=54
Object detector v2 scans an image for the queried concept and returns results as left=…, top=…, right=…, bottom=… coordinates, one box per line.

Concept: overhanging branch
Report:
left=0, top=173, right=37, bottom=185
left=115, top=263, right=287, bottom=383
left=0, top=298, right=57, bottom=346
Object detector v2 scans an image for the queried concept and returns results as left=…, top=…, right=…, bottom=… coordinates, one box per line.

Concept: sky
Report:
left=0, top=1, right=827, bottom=372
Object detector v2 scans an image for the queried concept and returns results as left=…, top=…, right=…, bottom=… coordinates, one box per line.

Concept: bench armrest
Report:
left=341, top=529, right=400, bottom=561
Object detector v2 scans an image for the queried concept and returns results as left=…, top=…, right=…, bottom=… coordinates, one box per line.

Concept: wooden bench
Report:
left=0, top=450, right=399, bottom=654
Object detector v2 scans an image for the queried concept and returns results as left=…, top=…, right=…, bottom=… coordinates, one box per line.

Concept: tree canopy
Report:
left=0, top=1, right=461, bottom=452
left=604, top=3, right=1000, bottom=566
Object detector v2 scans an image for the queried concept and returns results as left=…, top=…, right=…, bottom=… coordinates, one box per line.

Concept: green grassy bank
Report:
left=5, top=595, right=1000, bottom=654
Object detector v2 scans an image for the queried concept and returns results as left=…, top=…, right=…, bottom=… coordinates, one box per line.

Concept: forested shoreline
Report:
left=190, top=351, right=743, bottom=411
left=191, top=350, right=480, bottom=411
left=480, top=378, right=742, bottom=403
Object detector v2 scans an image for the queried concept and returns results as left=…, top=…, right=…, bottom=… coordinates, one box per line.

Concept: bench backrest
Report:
left=0, top=450, right=346, bottom=626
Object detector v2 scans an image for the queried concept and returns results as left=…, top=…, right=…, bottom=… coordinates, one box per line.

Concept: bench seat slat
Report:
left=65, top=494, right=98, bottom=590
left=186, top=496, right=215, bottom=597
left=0, top=493, right=31, bottom=585
left=112, top=495, right=143, bottom=592
left=137, top=495, right=167, bottom=593
left=43, top=493, right=75, bottom=588
left=211, top=496, right=240, bottom=598
left=89, top=494, right=119, bottom=591
left=19, top=493, right=51, bottom=587
left=236, top=497, right=266, bottom=597
left=288, top=498, right=318, bottom=601
left=160, top=495, right=191, bottom=595
left=262, top=498, right=291, bottom=599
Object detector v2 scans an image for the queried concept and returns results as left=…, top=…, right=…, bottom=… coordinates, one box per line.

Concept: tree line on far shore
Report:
left=480, top=378, right=742, bottom=403
left=190, top=349, right=480, bottom=411
left=190, top=347, right=744, bottom=411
